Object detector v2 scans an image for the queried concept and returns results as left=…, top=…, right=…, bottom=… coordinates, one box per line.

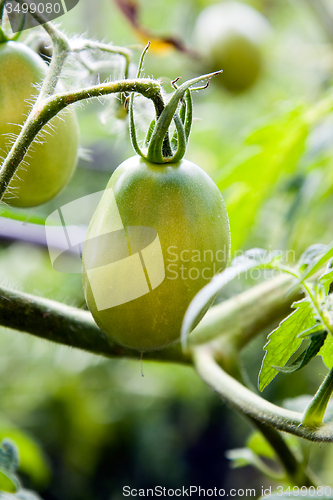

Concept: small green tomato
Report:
left=82, top=155, right=230, bottom=352
left=0, top=41, right=79, bottom=207
left=194, top=1, right=270, bottom=93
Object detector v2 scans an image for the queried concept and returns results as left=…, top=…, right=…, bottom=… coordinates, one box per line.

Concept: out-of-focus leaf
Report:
left=319, top=266, right=333, bottom=295
left=0, top=442, right=18, bottom=475
left=216, top=105, right=308, bottom=250
left=246, top=430, right=302, bottom=463
left=225, top=448, right=259, bottom=468
left=319, top=334, right=333, bottom=369
left=299, top=241, right=333, bottom=282
left=0, top=441, right=20, bottom=494
left=298, top=244, right=328, bottom=272
left=246, top=432, right=275, bottom=459
left=0, top=430, right=50, bottom=488
left=0, top=470, right=20, bottom=494
left=114, top=0, right=197, bottom=56
left=259, top=299, right=318, bottom=391
left=226, top=447, right=283, bottom=481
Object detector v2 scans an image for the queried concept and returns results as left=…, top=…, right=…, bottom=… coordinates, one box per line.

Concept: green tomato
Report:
left=194, top=1, right=270, bottom=93
left=0, top=41, right=79, bottom=207
left=82, top=156, right=230, bottom=352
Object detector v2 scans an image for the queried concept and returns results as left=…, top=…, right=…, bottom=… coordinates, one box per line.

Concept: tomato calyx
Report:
left=129, top=44, right=222, bottom=165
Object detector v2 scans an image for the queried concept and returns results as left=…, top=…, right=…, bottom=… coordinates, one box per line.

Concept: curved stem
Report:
left=0, top=78, right=163, bottom=201
left=188, top=274, right=301, bottom=349
left=193, top=346, right=333, bottom=443
left=0, top=284, right=188, bottom=364
left=0, top=274, right=303, bottom=365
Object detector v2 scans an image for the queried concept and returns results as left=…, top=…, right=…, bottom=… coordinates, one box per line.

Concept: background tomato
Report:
left=82, top=156, right=230, bottom=351
left=193, top=1, right=271, bottom=93
left=0, top=41, right=79, bottom=207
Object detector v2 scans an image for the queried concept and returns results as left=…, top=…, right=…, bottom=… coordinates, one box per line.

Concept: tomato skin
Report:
left=82, top=156, right=230, bottom=352
left=194, top=1, right=270, bottom=93
left=0, top=41, right=79, bottom=207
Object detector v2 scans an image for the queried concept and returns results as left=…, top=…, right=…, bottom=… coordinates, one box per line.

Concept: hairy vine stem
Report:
left=0, top=78, right=164, bottom=201
left=1, top=274, right=330, bottom=445
left=0, top=274, right=298, bottom=363
left=193, top=346, right=333, bottom=443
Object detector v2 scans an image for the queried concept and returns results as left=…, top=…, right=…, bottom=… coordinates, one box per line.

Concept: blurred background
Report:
left=1, top=0, right=333, bottom=498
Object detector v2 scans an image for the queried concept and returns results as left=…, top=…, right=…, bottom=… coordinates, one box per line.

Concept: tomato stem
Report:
left=302, top=367, right=333, bottom=427
left=0, top=79, right=164, bottom=202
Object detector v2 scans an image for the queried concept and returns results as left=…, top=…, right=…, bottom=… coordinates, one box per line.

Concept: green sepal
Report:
left=144, top=119, right=155, bottom=147
left=128, top=92, right=145, bottom=159
left=147, top=71, right=221, bottom=163
left=168, top=113, right=186, bottom=163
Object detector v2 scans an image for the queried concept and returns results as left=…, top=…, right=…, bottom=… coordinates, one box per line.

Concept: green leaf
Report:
left=299, top=241, right=333, bottom=283
left=319, top=267, right=333, bottom=295
left=225, top=448, right=256, bottom=469
left=246, top=432, right=275, bottom=459
left=319, top=334, right=333, bottom=369
left=0, top=441, right=20, bottom=494
left=259, top=299, right=318, bottom=391
left=216, top=105, right=308, bottom=250
left=226, top=448, right=283, bottom=481
left=0, top=430, right=50, bottom=488
left=273, top=331, right=327, bottom=374
left=298, top=244, right=328, bottom=273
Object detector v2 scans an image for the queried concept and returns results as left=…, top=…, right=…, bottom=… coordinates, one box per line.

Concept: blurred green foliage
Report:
left=1, top=0, right=333, bottom=498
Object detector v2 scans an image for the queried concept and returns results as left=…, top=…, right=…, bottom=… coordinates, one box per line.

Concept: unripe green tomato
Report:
left=82, top=156, right=230, bottom=352
left=0, top=41, right=79, bottom=207
left=194, top=1, right=270, bottom=93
